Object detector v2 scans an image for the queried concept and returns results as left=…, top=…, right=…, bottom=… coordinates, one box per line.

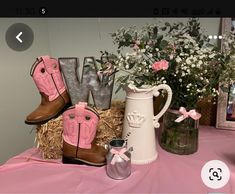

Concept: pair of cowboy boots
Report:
left=25, top=55, right=106, bottom=166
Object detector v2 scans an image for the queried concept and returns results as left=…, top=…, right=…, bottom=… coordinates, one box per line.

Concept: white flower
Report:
left=140, top=49, right=146, bottom=53
left=142, top=61, right=147, bottom=65
left=209, top=53, right=215, bottom=58
left=186, top=58, right=191, bottom=64
left=176, top=56, right=182, bottom=63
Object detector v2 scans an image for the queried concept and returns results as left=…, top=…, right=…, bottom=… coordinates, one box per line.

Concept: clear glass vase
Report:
left=159, top=109, right=199, bottom=155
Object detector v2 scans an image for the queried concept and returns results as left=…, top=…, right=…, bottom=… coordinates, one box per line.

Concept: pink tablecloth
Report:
left=0, top=126, right=235, bottom=194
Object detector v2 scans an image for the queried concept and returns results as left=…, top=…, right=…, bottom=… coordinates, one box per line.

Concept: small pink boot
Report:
left=25, top=55, right=71, bottom=125
left=62, top=102, right=107, bottom=166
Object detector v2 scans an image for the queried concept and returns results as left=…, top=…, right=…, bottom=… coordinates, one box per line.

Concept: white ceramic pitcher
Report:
left=122, top=84, right=172, bottom=164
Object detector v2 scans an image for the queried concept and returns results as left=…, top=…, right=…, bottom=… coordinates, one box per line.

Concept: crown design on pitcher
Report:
left=126, top=111, right=145, bottom=128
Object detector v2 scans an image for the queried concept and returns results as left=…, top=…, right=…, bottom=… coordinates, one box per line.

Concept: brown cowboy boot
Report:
left=25, top=55, right=71, bottom=125
left=62, top=102, right=107, bottom=166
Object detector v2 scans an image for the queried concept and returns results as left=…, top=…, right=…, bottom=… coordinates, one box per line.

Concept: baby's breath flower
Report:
left=176, top=56, right=182, bottom=63
left=186, top=58, right=191, bottom=65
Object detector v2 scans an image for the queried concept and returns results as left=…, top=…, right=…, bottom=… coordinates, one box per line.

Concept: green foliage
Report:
left=101, top=18, right=235, bottom=109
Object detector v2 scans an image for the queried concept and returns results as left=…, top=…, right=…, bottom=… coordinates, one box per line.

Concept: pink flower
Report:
left=133, top=44, right=139, bottom=50
left=135, top=40, right=140, bottom=45
left=152, top=60, right=169, bottom=72
left=147, top=40, right=153, bottom=45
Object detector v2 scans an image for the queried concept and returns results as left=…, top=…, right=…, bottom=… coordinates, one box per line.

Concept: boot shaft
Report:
left=30, top=55, right=66, bottom=101
left=62, top=102, right=99, bottom=149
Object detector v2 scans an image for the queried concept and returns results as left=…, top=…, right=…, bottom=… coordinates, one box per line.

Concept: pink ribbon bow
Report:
left=175, top=107, right=201, bottom=123
left=110, top=148, right=130, bottom=165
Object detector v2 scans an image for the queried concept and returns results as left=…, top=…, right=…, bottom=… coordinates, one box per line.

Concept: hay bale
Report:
left=35, top=101, right=125, bottom=159
left=35, top=115, right=63, bottom=159
left=95, top=100, right=125, bottom=147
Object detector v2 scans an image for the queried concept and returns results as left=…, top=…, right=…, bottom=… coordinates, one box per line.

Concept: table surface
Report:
left=0, top=125, right=235, bottom=194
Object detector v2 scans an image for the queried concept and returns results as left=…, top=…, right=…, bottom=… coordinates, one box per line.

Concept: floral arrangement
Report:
left=99, top=18, right=235, bottom=110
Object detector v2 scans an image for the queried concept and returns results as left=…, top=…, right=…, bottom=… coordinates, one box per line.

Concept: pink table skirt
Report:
left=0, top=125, right=235, bottom=193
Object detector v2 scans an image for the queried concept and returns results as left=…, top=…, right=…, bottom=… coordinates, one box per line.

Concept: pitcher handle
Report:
left=153, top=84, right=172, bottom=128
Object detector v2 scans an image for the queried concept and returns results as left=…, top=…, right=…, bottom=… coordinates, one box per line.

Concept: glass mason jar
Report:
left=159, top=109, right=199, bottom=155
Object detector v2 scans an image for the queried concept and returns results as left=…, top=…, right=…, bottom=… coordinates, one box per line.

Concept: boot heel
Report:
left=62, top=156, right=86, bottom=165
left=62, top=156, right=106, bottom=167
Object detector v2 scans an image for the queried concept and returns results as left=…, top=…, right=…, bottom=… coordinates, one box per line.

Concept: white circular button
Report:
left=201, top=160, right=230, bottom=189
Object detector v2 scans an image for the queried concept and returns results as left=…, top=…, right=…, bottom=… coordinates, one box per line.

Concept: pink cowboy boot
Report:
left=62, top=102, right=107, bottom=166
left=25, top=55, right=71, bottom=125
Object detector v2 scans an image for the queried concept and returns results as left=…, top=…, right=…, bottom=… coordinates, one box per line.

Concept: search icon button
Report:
left=201, top=160, right=230, bottom=189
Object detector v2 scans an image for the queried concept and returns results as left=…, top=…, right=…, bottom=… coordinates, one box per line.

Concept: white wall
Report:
left=0, top=18, right=220, bottom=164
left=0, top=18, right=50, bottom=164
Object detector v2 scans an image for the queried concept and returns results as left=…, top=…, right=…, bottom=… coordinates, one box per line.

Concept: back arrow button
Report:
left=6, top=23, right=34, bottom=51
left=16, top=32, right=23, bottom=43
